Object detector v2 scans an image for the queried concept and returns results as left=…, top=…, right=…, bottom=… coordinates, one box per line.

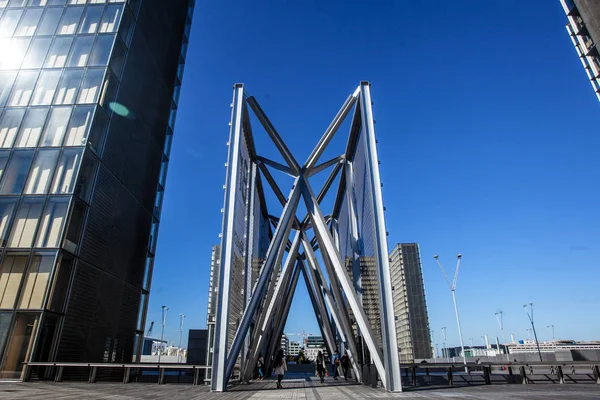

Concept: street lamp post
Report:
left=178, top=313, right=186, bottom=363
left=435, top=254, right=467, bottom=367
left=442, top=327, right=448, bottom=362
left=159, top=305, right=169, bottom=364
left=547, top=324, right=555, bottom=341
left=523, top=303, right=543, bottom=361
left=495, top=311, right=509, bottom=361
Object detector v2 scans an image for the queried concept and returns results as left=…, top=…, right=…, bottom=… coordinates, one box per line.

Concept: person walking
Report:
left=256, top=355, right=264, bottom=380
left=331, top=349, right=340, bottom=380
left=273, top=349, right=287, bottom=389
left=341, top=350, right=350, bottom=380
left=316, top=351, right=326, bottom=383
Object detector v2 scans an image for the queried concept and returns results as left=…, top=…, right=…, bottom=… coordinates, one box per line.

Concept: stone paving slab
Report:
left=0, top=376, right=599, bottom=399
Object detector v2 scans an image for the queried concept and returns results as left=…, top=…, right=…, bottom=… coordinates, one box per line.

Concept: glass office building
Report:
left=0, top=0, right=194, bottom=378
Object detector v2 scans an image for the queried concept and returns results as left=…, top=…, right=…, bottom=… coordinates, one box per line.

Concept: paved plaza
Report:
left=1, top=374, right=600, bottom=400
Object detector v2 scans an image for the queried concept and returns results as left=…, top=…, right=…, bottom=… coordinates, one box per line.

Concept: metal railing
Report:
left=20, top=360, right=600, bottom=388
left=23, top=362, right=211, bottom=385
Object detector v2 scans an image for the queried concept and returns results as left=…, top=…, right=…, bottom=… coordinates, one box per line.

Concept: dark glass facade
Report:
left=0, top=0, right=194, bottom=378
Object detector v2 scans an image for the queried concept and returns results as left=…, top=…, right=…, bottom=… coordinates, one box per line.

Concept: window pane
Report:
left=0, top=72, right=17, bottom=108
left=31, top=70, right=61, bottom=106
left=99, top=4, right=122, bottom=33
left=53, top=68, right=83, bottom=105
left=40, top=106, right=71, bottom=146
left=78, top=5, right=103, bottom=34
left=0, top=150, right=34, bottom=194
left=7, top=70, right=39, bottom=107
left=47, top=0, right=67, bottom=4
left=67, top=0, right=85, bottom=4
left=7, top=198, right=44, bottom=248
left=88, top=34, right=114, bottom=66
left=36, top=7, right=63, bottom=36
left=63, top=199, right=84, bottom=253
left=0, top=254, right=27, bottom=308
left=24, top=149, right=59, bottom=194
left=0, top=38, right=30, bottom=70
left=35, top=197, right=68, bottom=248
left=28, top=0, right=50, bottom=7
left=74, top=151, right=95, bottom=201
left=46, top=254, right=73, bottom=312
left=7, top=0, right=26, bottom=6
left=0, top=9, right=23, bottom=37
left=77, top=69, right=103, bottom=104
left=45, top=36, right=73, bottom=68
left=87, top=105, right=106, bottom=154
left=14, top=8, right=43, bottom=37
left=0, top=108, right=25, bottom=148
left=66, top=35, right=93, bottom=67
left=50, top=148, right=81, bottom=194
left=21, top=37, right=51, bottom=69
left=0, top=197, right=18, bottom=246
left=57, top=6, right=83, bottom=35
left=64, top=105, right=92, bottom=146
left=14, top=107, right=48, bottom=148
left=18, top=251, right=55, bottom=309
left=0, top=151, right=8, bottom=181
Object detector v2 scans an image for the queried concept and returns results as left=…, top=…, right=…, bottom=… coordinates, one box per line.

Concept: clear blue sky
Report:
left=147, top=0, right=600, bottom=348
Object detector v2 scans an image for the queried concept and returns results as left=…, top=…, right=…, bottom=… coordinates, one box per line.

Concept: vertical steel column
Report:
left=358, top=81, right=402, bottom=392
left=211, top=84, right=245, bottom=392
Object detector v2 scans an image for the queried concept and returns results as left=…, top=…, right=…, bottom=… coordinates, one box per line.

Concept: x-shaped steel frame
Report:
left=211, top=82, right=401, bottom=392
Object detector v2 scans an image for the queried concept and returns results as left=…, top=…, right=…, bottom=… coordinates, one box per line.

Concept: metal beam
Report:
left=358, top=81, right=401, bottom=391
left=301, top=176, right=388, bottom=388
left=216, top=178, right=301, bottom=390
left=300, top=161, right=343, bottom=229
left=302, top=233, right=362, bottom=382
left=304, top=88, right=360, bottom=171
left=257, top=162, right=301, bottom=229
left=256, top=156, right=295, bottom=177
left=247, top=96, right=301, bottom=175
left=344, top=161, right=363, bottom=300
left=242, top=231, right=301, bottom=381
left=211, top=84, right=245, bottom=392
left=307, top=155, right=344, bottom=178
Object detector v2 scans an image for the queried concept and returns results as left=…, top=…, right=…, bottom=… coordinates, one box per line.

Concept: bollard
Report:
left=55, top=366, right=64, bottom=383
left=447, top=367, right=453, bottom=386
left=412, top=366, right=417, bottom=386
left=158, top=368, right=165, bottom=385
left=193, top=368, right=200, bottom=385
left=556, top=366, right=564, bottom=384
left=123, top=367, right=131, bottom=384
left=483, top=366, right=491, bottom=385
left=370, top=365, right=378, bottom=388
left=519, top=366, right=527, bottom=384
left=88, top=366, right=97, bottom=383
left=592, top=365, right=600, bottom=384
left=22, top=365, right=32, bottom=382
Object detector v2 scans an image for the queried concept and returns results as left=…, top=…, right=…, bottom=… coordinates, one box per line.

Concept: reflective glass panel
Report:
left=64, top=105, right=92, bottom=145
left=57, top=6, right=83, bottom=35
left=21, top=37, right=51, bottom=69
left=7, top=70, right=39, bottom=107
left=45, top=36, right=73, bottom=68
left=0, top=9, right=23, bottom=37
left=0, top=254, right=28, bottom=308
left=77, top=68, right=103, bottom=104
left=36, top=7, right=63, bottom=36
left=7, top=197, right=44, bottom=247
left=0, top=150, right=34, bottom=194
left=0, top=38, right=30, bottom=70
left=39, top=106, right=71, bottom=146
left=78, top=5, right=103, bottom=34
left=50, top=148, right=81, bottom=194
left=18, top=251, right=55, bottom=309
left=0, top=72, right=17, bottom=107
left=0, top=197, right=17, bottom=246
left=66, top=35, right=93, bottom=67
left=53, top=68, right=83, bottom=105
left=24, top=148, right=59, bottom=194
left=88, top=34, right=113, bottom=66
left=30, top=70, right=61, bottom=106
left=99, top=4, right=121, bottom=33
left=14, top=8, right=43, bottom=37
left=35, top=197, right=68, bottom=248
left=0, top=108, right=25, bottom=148
left=14, top=107, right=48, bottom=148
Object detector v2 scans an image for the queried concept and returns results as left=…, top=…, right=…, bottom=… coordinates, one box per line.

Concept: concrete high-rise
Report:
left=389, top=244, right=432, bottom=362
left=0, top=0, right=194, bottom=379
left=560, top=0, right=600, bottom=101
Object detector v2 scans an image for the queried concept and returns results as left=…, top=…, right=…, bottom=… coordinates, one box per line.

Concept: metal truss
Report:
left=212, top=82, right=401, bottom=392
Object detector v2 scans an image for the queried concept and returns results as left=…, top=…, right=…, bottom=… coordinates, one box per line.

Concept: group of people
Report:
left=315, top=349, right=351, bottom=384
left=255, top=349, right=352, bottom=389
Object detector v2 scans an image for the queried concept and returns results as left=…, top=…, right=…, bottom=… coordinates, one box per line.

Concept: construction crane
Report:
left=147, top=321, right=154, bottom=337
left=285, top=331, right=313, bottom=344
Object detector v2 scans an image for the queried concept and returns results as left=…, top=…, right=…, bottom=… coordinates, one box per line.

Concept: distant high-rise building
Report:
left=288, top=341, right=300, bottom=357
left=560, top=0, right=600, bottom=101
left=0, top=0, right=194, bottom=379
left=280, top=334, right=289, bottom=355
left=389, top=244, right=432, bottom=362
